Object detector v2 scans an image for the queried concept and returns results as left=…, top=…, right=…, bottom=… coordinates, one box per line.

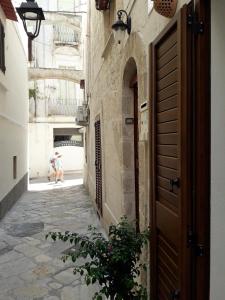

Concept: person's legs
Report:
left=55, top=169, right=59, bottom=183
left=60, top=170, right=64, bottom=182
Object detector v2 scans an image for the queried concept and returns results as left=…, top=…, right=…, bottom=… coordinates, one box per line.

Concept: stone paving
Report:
left=0, top=174, right=104, bottom=300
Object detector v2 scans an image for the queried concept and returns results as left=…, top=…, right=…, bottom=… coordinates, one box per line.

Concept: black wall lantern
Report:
left=112, top=10, right=131, bottom=44
left=16, top=0, right=45, bottom=61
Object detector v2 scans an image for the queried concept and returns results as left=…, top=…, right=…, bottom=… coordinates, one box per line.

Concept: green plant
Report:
left=46, top=216, right=150, bottom=300
left=29, top=88, right=36, bottom=99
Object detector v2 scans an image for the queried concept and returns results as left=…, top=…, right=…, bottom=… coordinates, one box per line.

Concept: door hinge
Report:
left=187, top=228, right=205, bottom=256
left=187, top=227, right=195, bottom=248
left=196, top=244, right=205, bottom=257
left=187, top=13, right=204, bottom=34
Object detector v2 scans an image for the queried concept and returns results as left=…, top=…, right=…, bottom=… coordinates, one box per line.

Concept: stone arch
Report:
left=120, top=32, right=148, bottom=228
left=28, top=68, right=83, bottom=84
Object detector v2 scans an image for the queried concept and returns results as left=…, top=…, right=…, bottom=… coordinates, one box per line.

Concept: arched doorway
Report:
left=122, top=58, right=139, bottom=230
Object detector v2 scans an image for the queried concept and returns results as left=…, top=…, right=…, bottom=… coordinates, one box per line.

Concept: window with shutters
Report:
left=0, top=20, right=5, bottom=73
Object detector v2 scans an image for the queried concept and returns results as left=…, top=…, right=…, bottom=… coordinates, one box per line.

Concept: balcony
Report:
left=53, top=25, right=80, bottom=48
left=48, top=98, right=83, bottom=117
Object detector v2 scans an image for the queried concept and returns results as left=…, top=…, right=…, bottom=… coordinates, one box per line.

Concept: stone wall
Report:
left=85, top=0, right=190, bottom=229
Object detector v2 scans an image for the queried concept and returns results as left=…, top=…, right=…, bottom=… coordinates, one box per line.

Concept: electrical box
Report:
left=140, top=101, right=148, bottom=141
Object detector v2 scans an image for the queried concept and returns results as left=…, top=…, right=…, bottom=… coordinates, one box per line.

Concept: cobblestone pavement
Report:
left=0, top=174, right=104, bottom=300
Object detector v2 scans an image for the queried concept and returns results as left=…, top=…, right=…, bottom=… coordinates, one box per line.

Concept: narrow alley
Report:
left=0, top=174, right=102, bottom=300
left=0, top=0, right=220, bottom=299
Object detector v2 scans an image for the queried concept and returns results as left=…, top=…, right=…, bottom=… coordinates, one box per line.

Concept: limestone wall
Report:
left=85, top=0, right=190, bottom=230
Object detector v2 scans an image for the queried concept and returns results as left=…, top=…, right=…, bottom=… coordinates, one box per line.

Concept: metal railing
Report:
left=53, top=25, right=80, bottom=45
left=48, top=98, right=83, bottom=116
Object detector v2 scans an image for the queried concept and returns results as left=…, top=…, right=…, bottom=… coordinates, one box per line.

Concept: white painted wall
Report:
left=53, top=146, right=84, bottom=171
left=29, top=122, right=84, bottom=178
left=0, top=10, right=28, bottom=200
left=210, top=1, right=225, bottom=299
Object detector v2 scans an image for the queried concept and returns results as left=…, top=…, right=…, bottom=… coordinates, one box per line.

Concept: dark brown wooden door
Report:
left=130, top=78, right=140, bottom=231
left=150, top=5, right=192, bottom=300
left=133, top=83, right=139, bottom=231
left=95, top=119, right=102, bottom=216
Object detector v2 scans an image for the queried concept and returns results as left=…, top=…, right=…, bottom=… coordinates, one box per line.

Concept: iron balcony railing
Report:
left=48, top=98, right=84, bottom=116
left=53, top=25, right=80, bottom=46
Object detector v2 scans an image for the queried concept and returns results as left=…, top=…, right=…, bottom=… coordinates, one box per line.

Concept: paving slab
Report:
left=0, top=174, right=103, bottom=300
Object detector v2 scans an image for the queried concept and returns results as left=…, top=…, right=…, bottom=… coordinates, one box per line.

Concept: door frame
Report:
left=193, top=1, right=210, bottom=299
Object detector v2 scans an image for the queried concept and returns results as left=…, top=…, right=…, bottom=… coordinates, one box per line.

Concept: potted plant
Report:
left=46, top=216, right=150, bottom=300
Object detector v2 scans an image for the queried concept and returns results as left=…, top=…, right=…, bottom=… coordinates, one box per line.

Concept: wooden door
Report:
left=95, top=119, right=103, bottom=216
left=150, top=5, right=192, bottom=300
left=133, top=83, right=139, bottom=231
left=130, top=76, right=140, bottom=231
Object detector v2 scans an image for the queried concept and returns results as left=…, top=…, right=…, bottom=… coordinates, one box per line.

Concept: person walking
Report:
left=47, top=156, right=56, bottom=182
left=55, top=152, right=64, bottom=182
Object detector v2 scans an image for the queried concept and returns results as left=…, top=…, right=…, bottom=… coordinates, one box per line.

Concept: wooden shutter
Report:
left=95, top=119, right=103, bottom=215
left=0, top=21, right=5, bottom=73
left=150, top=5, right=192, bottom=300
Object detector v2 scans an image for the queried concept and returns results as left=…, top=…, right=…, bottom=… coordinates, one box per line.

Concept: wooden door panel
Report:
left=157, top=133, right=178, bottom=145
left=157, top=96, right=178, bottom=112
left=157, top=155, right=178, bottom=169
left=157, top=83, right=178, bottom=101
left=158, top=187, right=178, bottom=206
left=157, top=166, right=178, bottom=180
left=157, top=122, right=178, bottom=135
left=157, top=176, right=179, bottom=195
left=157, top=145, right=178, bottom=157
left=150, top=4, right=192, bottom=300
left=157, top=109, right=178, bottom=123
left=157, top=30, right=177, bottom=57
left=157, top=70, right=178, bottom=91
left=157, top=44, right=178, bottom=69
left=157, top=57, right=178, bottom=80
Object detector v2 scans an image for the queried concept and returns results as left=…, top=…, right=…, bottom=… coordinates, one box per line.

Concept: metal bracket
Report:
left=187, top=13, right=204, bottom=34
left=196, top=244, right=205, bottom=257
left=187, top=227, right=196, bottom=248
left=187, top=228, right=205, bottom=257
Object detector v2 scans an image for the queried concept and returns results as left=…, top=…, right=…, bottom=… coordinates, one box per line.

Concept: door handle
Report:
left=169, top=178, right=180, bottom=192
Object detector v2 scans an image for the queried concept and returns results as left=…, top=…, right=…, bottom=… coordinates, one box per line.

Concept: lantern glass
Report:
left=113, top=28, right=126, bottom=44
left=23, top=11, right=39, bottom=20
left=16, top=1, right=45, bottom=39
left=112, top=10, right=131, bottom=44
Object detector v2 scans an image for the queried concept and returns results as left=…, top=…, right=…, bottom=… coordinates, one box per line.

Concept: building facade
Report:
left=0, top=1, right=28, bottom=219
left=83, top=0, right=223, bottom=299
left=28, top=0, right=87, bottom=178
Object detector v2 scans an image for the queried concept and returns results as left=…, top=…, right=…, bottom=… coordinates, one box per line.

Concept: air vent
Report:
left=154, top=0, right=177, bottom=18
